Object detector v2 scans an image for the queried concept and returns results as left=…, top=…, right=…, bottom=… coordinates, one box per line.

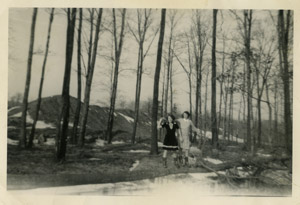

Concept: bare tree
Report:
left=244, top=10, right=254, bottom=154
left=28, top=8, right=54, bottom=148
left=163, top=10, right=178, bottom=116
left=192, top=10, right=208, bottom=128
left=106, top=9, right=127, bottom=144
left=211, top=9, right=218, bottom=149
left=277, top=10, right=292, bottom=154
left=71, top=8, right=83, bottom=144
left=173, top=33, right=193, bottom=117
left=78, top=8, right=103, bottom=147
left=129, top=9, right=156, bottom=144
left=150, top=9, right=166, bottom=155
left=56, top=8, right=76, bottom=161
left=19, top=8, right=38, bottom=148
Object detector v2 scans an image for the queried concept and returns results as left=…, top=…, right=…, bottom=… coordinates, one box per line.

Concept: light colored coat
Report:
left=177, top=118, right=200, bottom=150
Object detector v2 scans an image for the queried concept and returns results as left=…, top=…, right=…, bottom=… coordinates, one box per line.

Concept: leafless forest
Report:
left=7, top=8, right=293, bottom=195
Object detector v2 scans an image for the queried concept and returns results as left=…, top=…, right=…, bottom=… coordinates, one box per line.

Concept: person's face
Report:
left=183, top=113, right=188, bottom=119
left=168, top=116, right=173, bottom=123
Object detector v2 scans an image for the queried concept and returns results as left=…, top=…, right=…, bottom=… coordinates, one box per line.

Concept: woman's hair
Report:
left=167, top=114, right=176, bottom=122
left=182, top=111, right=190, bottom=118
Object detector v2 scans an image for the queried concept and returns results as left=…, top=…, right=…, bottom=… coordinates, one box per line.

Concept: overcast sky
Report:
left=8, top=8, right=285, bottom=120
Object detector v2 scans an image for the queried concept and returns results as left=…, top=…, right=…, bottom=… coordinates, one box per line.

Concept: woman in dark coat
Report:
left=158, top=114, right=181, bottom=168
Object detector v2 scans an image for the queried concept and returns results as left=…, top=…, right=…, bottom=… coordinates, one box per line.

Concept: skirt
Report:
left=162, top=134, right=178, bottom=150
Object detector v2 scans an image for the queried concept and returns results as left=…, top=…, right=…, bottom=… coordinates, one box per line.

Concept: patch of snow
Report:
left=118, top=112, right=134, bottom=123
left=129, top=160, right=140, bottom=171
left=204, top=131, right=212, bottom=139
left=36, top=121, right=55, bottom=129
left=257, top=153, right=272, bottom=158
left=126, top=150, right=149, bottom=153
left=95, top=139, right=106, bottom=147
left=204, top=157, right=223, bottom=165
left=112, top=140, right=125, bottom=144
left=7, top=138, right=18, bottom=145
left=44, top=138, right=55, bottom=146
left=7, top=126, right=16, bottom=129
left=8, top=106, right=20, bottom=113
left=11, top=112, right=22, bottom=118
left=158, top=142, right=163, bottom=147
left=114, top=112, right=117, bottom=117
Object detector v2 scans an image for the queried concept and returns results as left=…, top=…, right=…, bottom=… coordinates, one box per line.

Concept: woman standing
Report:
left=177, top=111, right=201, bottom=166
left=158, top=114, right=181, bottom=168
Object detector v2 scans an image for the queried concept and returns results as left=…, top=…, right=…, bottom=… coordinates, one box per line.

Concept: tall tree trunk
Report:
left=132, top=46, right=143, bottom=144
left=169, top=54, right=174, bottom=113
left=131, top=9, right=153, bottom=144
left=78, top=9, right=103, bottom=147
left=255, top=66, right=262, bottom=147
left=218, top=37, right=225, bottom=135
left=244, top=10, right=254, bottom=154
left=204, top=71, right=209, bottom=139
left=242, top=62, right=247, bottom=144
left=265, top=82, right=272, bottom=145
left=194, top=12, right=205, bottom=129
left=19, top=8, right=38, bottom=148
left=274, top=78, right=279, bottom=145
left=56, top=8, right=76, bottom=161
left=211, top=9, right=218, bottom=149
left=28, top=8, right=54, bottom=148
left=150, top=9, right=166, bottom=155
left=228, top=58, right=235, bottom=142
left=107, top=9, right=127, bottom=144
left=71, top=8, right=83, bottom=145
left=161, top=66, right=166, bottom=117
left=278, top=10, right=292, bottom=154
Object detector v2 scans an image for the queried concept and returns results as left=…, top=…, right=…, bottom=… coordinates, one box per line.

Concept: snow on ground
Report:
left=257, top=153, right=272, bottom=158
left=204, top=157, right=224, bottom=165
left=129, top=160, right=140, bottom=171
left=95, top=139, right=106, bottom=147
left=118, top=112, right=134, bottom=123
left=7, top=138, right=18, bottom=145
left=44, top=138, right=55, bottom=146
left=11, top=112, right=22, bottom=118
left=125, top=150, right=149, bottom=153
left=158, top=142, right=163, bottom=147
left=8, top=106, right=20, bottom=113
left=200, top=130, right=244, bottom=144
left=7, top=126, right=16, bottom=129
left=112, top=140, right=125, bottom=145
left=10, top=112, right=55, bottom=129
left=35, top=121, right=55, bottom=129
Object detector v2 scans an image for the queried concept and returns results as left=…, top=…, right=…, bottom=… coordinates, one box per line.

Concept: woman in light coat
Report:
left=176, top=111, right=201, bottom=166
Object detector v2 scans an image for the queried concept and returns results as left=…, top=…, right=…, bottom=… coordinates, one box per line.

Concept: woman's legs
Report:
left=172, top=150, right=180, bottom=168
left=162, top=150, right=167, bottom=168
left=183, top=149, right=189, bottom=166
left=163, top=150, right=167, bottom=158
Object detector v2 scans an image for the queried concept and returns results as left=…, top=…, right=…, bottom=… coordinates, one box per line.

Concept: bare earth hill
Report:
left=7, top=95, right=152, bottom=142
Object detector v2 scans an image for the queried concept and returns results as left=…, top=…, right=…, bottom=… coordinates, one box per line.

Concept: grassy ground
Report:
left=7, top=138, right=292, bottom=193
left=7, top=140, right=209, bottom=190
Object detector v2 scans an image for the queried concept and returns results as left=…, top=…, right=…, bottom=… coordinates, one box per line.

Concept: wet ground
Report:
left=10, top=172, right=291, bottom=196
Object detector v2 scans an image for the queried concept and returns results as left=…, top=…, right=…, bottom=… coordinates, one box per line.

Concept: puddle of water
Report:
left=10, top=172, right=291, bottom=196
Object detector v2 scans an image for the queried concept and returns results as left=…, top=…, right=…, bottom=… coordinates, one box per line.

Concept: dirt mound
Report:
left=7, top=95, right=151, bottom=141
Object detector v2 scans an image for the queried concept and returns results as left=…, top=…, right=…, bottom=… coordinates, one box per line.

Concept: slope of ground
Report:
left=7, top=95, right=151, bottom=142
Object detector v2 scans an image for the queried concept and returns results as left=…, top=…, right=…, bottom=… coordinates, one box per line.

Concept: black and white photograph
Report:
left=4, top=5, right=295, bottom=199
